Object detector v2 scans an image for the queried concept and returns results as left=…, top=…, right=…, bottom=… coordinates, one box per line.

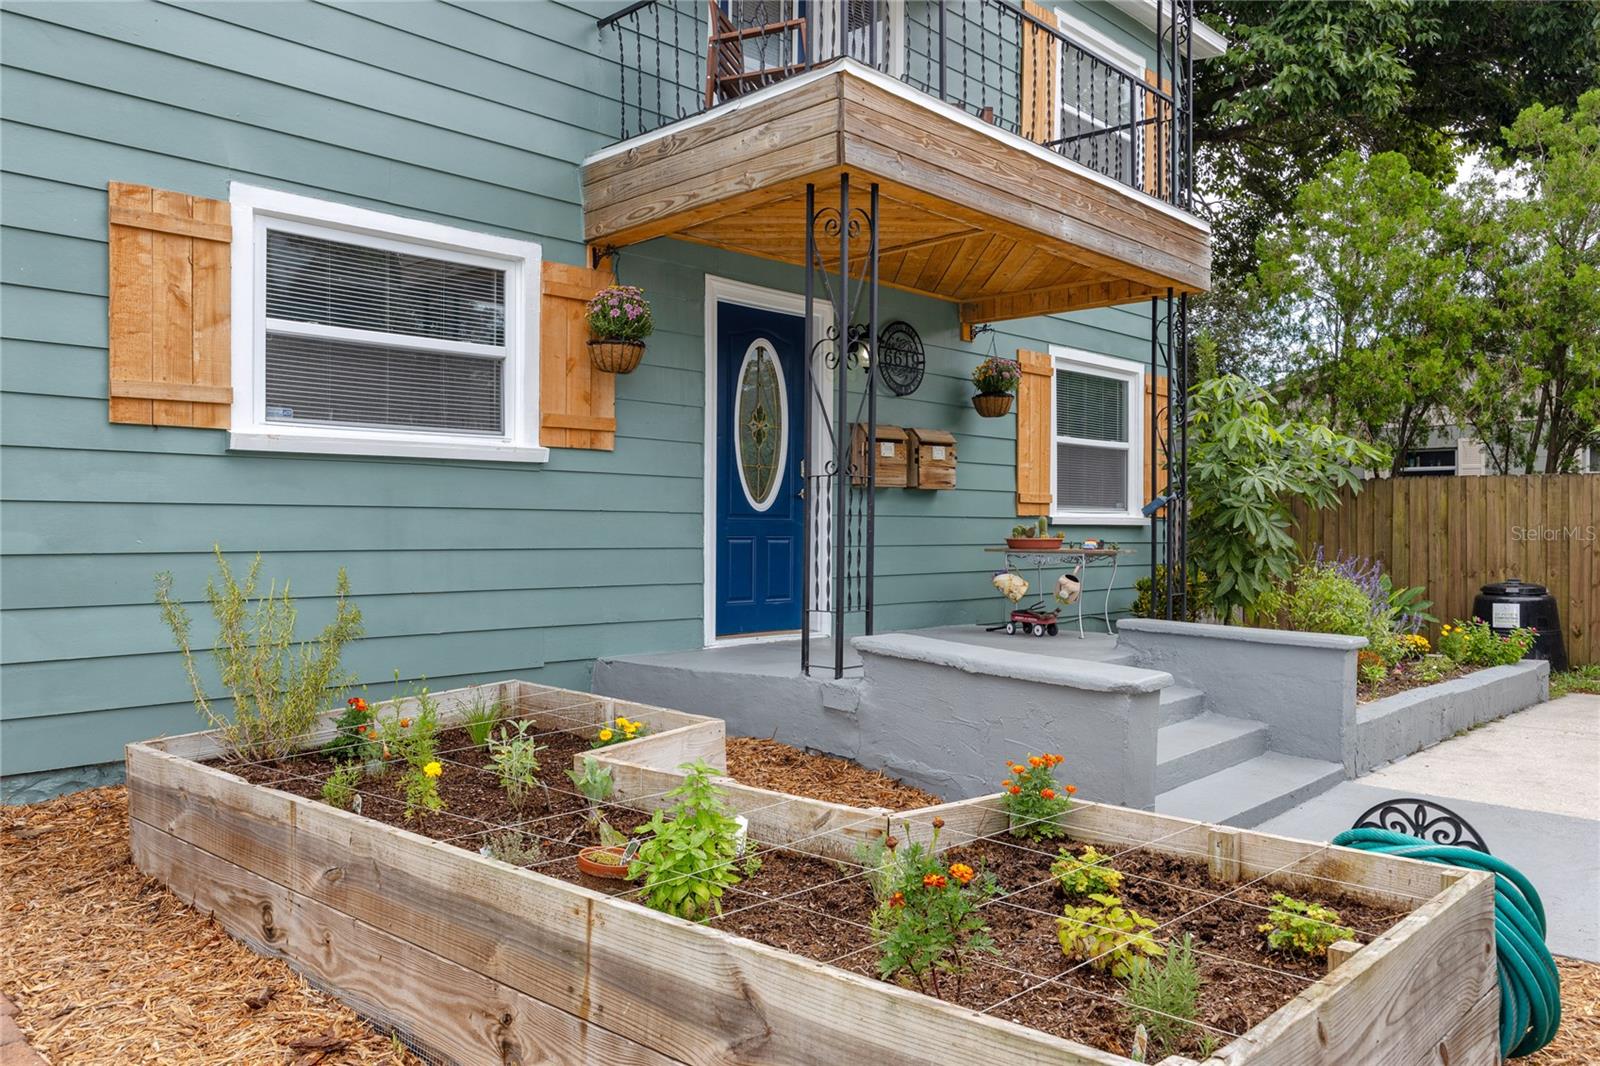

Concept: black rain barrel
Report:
left=1471, top=579, right=1567, bottom=671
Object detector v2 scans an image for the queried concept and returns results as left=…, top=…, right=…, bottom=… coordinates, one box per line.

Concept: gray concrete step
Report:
left=1156, top=713, right=1269, bottom=793
left=1159, top=684, right=1207, bottom=726
left=1154, top=752, right=1345, bottom=828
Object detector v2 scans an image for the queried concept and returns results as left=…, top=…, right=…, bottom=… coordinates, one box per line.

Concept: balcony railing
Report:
left=596, top=0, right=1194, bottom=208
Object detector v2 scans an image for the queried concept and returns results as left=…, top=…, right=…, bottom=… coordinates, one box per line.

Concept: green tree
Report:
left=1459, top=89, right=1600, bottom=473
left=1252, top=152, right=1475, bottom=473
left=1187, top=376, right=1386, bottom=619
left=1195, top=0, right=1600, bottom=285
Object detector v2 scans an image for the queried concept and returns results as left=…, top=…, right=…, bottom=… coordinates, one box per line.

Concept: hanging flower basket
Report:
left=972, top=393, right=1013, bottom=418
left=970, top=355, right=1020, bottom=418
left=586, top=284, right=653, bottom=375
left=587, top=339, right=645, bottom=374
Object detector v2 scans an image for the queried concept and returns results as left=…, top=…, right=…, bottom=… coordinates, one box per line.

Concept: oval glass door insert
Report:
left=733, top=339, right=787, bottom=512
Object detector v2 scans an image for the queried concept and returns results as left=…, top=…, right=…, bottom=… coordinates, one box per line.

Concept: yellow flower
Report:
left=598, top=728, right=614, bottom=742
left=423, top=761, right=442, bottom=778
left=615, top=717, right=631, bottom=730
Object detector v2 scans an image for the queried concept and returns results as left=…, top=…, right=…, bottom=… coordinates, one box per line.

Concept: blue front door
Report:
left=715, top=301, right=806, bottom=637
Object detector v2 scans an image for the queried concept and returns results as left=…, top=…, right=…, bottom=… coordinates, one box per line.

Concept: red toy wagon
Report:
left=1003, top=604, right=1059, bottom=637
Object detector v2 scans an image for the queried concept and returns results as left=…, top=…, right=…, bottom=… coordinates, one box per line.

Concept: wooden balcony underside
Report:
left=582, top=62, right=1211, bottom=329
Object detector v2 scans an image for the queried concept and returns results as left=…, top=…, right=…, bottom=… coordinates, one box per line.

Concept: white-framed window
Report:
left=1052, top=8, right=1147, bottom=187
left=1049, top=347, right=1146, bottom=525
left=228, top=183, right=546, bottom=463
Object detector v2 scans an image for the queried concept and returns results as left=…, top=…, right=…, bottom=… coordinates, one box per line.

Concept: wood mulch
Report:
left=1, top=786, right=418, bottom=1065
left=724, top=737, right=942, bottom=810
left=1525, top=956, right=1600, bottom=1066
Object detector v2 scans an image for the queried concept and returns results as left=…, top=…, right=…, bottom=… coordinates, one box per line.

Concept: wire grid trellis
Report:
left=231, top=695, right=1429, bottom=1054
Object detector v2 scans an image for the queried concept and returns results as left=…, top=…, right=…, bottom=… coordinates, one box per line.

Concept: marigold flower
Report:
left=1008, top=785, right=1022, bottom=796
left=347, top=697, right=359, bottom=707
left=923, top=873, right=947, bottom=889
left=1001, top=779, right=1013, bottom=788
left=356, top=724, right=368, bottom=734
left=353, top=698, right=367, bottom=712
left=948, top=863, right=975, bottom=885
left=1040, top=788, right=1056, bottom=800
left=423, top=761, right=442, bottom=778
left=1065, top=785, right=1077, bottom=795
left=884, top=835, right=898, bottom=851
left=598, top=728, right=614, bottom=742
left=932, top=816, right=945, bottom=830
left=399, top=718, right=411, bottom=729
left=888, top=891, right=905, bottom=907
left=1029, top=756, right=1044, bottom=768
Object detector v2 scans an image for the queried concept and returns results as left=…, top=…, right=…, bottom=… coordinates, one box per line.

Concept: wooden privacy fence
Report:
left=1290, top=475, right=1598, bottom=667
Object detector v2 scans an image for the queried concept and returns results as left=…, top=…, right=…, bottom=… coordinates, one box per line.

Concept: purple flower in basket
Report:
left=586, top=284, right=654, bottom=343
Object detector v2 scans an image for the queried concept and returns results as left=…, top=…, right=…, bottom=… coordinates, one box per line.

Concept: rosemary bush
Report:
left=1126, top=933, right=1201, bottom=1059
left=155, top=547, right=363, bottom=761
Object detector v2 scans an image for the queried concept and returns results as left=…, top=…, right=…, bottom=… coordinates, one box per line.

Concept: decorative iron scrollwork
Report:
left=1352, top=798, right=1490, bottom=853
left=876, top=320, right=925, bottom=397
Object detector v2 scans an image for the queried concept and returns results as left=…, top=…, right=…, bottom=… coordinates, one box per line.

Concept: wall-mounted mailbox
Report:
left=850, top=423, right=908, bottom=487
left=908, top=427, right=957, bottom=489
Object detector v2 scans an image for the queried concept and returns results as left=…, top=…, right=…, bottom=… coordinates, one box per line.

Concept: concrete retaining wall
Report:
left=1116, top=618, right=1366, bottom=774
left=1355, top=659, right=1550, bottom=773
left=850, top=635, right=1170, bottom=807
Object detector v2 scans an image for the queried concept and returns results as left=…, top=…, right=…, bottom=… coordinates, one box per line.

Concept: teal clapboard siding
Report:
left=0, top=0, right=1169, bottom=783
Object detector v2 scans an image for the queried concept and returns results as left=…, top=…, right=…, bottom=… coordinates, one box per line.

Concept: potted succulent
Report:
left=585, top=284, right=653, bottom=374
left=970, top=355, right=1020, bottom=417
left=1007, top=517, right=1064, bottom=550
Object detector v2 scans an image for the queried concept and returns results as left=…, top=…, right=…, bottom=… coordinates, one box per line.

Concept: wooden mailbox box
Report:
left=851, top=423, right=908, bottom=487
left=908, top=428, right=957, bottom=489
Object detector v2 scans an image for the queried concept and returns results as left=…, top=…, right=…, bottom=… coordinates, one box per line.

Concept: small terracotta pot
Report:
left=576, top=845, right=631, bottom=879
left=1006, top=537, right=1065, bottom=550
left=588, top=339, right=645, bottom=374
left=972, top=393, right=1013, bottom=417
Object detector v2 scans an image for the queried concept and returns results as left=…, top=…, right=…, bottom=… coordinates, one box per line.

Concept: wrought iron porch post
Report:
left=864, top=182, right=879, bottom=636
left=833, top=174, right=850, bottom=678
left=802, top=182, right=816, bottom=674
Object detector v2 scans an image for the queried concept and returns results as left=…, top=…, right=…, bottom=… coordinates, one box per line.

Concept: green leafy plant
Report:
left=585, top=285, right=653, bottom=343
left=1357, top=650, right=1388, bottom=690
left=1127, top=933, right=1201, bottom=1060
left=1000, top=753, right=1074, bottom=840
left=1414, top=653, right=1454, bottom=684
left=321, top=763, right=363, bottom=811
left=399, top=759, right=445, bottom=821
left=869, top=819, right=1000, bottom=996
left=629, top=761, right=747, bottom=921
left=154, top=547, right=364, bottom=761
left=592, top=714, right=649, bottom=748
left=1131, top=565, right=1213, bottom=622
left=462, top=694, right=504, bottom=748
left=482, top=830, right=544, bottom=867
left=1262, top=562, right=1373, bottom=637
left=971, top=355, right=1021, bottom=396
left=375, top=685, right=441, bottom=769
left=1058, top=893, right=1166, bottom=980
left=322, top=694, right=381, bottom=764
left=1438, top=619, right=1538, bottom=667
left=1050, top=845, right=1123, bottom=897
left=489, top=719, right=548, bottom=808
left=1187, top=377, right=1387, bottom=619
left=1258, top=893, right=1353, bottom=957
left=566, top=755, right=615, bottom=836
left=1551, top=664, right=1600, bottom=699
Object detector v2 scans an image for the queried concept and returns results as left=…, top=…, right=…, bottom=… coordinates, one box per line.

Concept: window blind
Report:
left=1056, top=369, right=1127, bottom=442
left=1056, top=442, right=1127, bottom=511
left=1055, top=367, right=1131, bottom=512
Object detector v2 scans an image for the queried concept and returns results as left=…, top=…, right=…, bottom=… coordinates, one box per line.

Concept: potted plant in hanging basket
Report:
left=970, top=355, right=1020, bottom=417
left=586, top=284, right=653, bottom=374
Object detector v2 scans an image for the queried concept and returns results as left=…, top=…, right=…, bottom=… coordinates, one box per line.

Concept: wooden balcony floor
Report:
left=582, top=60, right=1211, bottom=330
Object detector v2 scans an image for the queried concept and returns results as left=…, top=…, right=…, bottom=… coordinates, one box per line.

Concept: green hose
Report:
left=1331, top=827, right=1562, bottom=1058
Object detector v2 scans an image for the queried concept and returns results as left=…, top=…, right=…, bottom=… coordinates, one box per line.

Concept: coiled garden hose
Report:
left=1330, top=827, right=1562, bottom=1059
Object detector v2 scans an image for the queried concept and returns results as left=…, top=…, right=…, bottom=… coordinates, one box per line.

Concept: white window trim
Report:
left=1049, top=346, right=1148, bottom=526
left=228, top=183, right=547, bottom=463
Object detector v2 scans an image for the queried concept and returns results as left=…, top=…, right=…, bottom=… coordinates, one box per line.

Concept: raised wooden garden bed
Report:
left=128, top=681, right=1498, bottom=1066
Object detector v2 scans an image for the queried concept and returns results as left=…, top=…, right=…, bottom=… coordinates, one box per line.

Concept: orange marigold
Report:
left=1029, top=755, right=1044, bottom=768
left=1065, top=784, right=1077, bottom=795
left=888, top=891, right=905, bottom=908
left=1040, top=788, right=1056, bottom=800
left=399, top=717, right=411, bottom=729
left=1008, top=785, right=1022, bottom=796
left=922, top=873, right=947, bottom=889
left=948, top=863, right=975, bottom=885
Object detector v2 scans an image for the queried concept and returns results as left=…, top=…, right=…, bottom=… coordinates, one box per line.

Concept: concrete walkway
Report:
left=1258, top=694, right=1600, bottom=962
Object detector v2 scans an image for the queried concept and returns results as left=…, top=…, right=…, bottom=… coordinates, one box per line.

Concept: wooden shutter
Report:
left=107, top=183, right=231, bottom=427
left=1019, top=2, right=1058, bottom=143
left=1141, top=71, right=1173, bottom=199
left=1145, top=373, right=1170, bottom=498
left=1015, top=348, right=1053, bottom=516
left=539, top=261, right=618, bottom=450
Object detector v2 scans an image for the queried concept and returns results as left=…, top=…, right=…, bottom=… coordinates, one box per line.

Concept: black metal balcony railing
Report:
left=596, top=0, right=1194, bottom=209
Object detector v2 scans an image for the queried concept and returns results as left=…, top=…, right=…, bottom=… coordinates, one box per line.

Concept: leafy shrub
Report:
left=869, top=819, right=1000, bottom=995
left=1263, top=562, right=1373, bottom=637
left=1258, top=893, right=1353, bottom=957
left=1131, top=565, right=1213, bottom=622
left=155, top=547, right=364, bottom=761
left=321, top=763, right=363, bottom=811
left=1438, top=619, right=1537, bottom=667
left=462, top=694, right=504, bottom=747
left=1414, top=653, right=1454, bottom=684
left=585, top=285, right=653, bottom=342
left=489, top=719, right=548, bottom=808
left=375, top=687, right=441, bottom=769
left=1000, top=753, right=1075, bottom=840
left=630, top=761, right=751, bottom=921
left=322, top=695, right=381, bottom=764
left=592, top=715, right=649, bottom=748
left=1058, top=893, right=1166, bottom=980
left=971, top=355, right=1021, bottom=395
left=1127, top=933, right=1201, bottom=1060
left=1050, top=845, right=1123, bottom=897
left=483, top=830, right=544, bottom=867
left=1357, top=649, right=1388, bottom=690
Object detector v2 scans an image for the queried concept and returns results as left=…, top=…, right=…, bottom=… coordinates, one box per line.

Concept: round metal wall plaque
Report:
left=877, top=320, right=925, bottom=397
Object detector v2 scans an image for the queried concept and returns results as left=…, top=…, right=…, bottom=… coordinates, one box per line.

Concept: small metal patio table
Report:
left=984, top=546, right=1130, bottom=638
